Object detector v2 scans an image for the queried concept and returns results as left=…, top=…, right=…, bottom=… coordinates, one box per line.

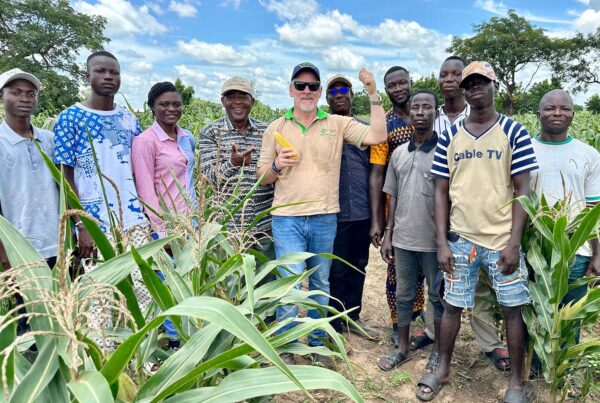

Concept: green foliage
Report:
left=0, top=0, right=108, bottom=112
left=585, top=94, right=600, bottom=114
left=351, top=90, right=392, bottom=116
left=517, top=196, right=600, bottom=402
left=552, top=27, right=600, bottom=93
left=174, top=78, right=194, bottom=106
left=412, top=73, right=443, bottom=105
left=0, top=155, right=364, bottom=401
left=449, top=9, right=559, bottom=115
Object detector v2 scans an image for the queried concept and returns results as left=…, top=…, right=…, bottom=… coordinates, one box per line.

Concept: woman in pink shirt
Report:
left=132, top=82, right=196, bottom=236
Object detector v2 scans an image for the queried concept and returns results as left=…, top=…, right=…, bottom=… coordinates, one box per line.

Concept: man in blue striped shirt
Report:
left=416, top=61, right=538, bottom=403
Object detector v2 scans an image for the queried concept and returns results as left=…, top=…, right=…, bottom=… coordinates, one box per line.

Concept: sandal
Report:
left=503, top=387, right=530, bottom=403
left=486, top=347, right=511, bottom=372
left=415, top=372, right=446, bottom=401
left=378, top=349, right=411, bottom=371
left=425, top=352, right=441, bottom=373
left=410, top=331, right=434, bottom=350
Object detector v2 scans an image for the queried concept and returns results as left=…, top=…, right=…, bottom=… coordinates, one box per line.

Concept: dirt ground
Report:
left=277, top=246, right=568, bottom=403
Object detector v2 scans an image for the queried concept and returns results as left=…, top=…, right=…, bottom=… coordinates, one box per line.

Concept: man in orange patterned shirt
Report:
left=369, top=66, right=419, bottom=346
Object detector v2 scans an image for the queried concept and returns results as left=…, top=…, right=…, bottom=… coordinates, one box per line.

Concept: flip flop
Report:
left=377, top=349, right=411, bottom=371
left=410, top=331, right=434, bottom=350
left=486, top=347, right=511, bottom=372
left=503, top=387, right=530, bottom=403
left=415, top=372, right=446, bottom=401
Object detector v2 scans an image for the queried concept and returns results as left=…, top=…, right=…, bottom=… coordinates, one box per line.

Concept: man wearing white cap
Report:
left=199, top=77, right=273, bottom=255
left=0, top=68, right=59, bottom=272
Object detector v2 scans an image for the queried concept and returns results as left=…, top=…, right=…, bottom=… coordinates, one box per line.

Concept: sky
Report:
left=72, top=0, right=600, bottom=108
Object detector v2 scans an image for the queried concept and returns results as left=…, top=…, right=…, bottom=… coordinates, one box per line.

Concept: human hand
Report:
left=380, top=234, right=394, bottom=265
left=358, top=68, right=377, bottom=96
left=230, top=143, right=255, bottom=167
left=274, top=148, right=300, bottom=170
left=369, top=219, right=384, bottom=247
left=437, top=244, right=455, bottom=273
left=77, top=227, right=97, bottom=260
left=497, top=243, right=520, bottom=275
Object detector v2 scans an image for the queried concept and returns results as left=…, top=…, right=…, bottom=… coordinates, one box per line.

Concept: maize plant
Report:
left=517, top=193, right=600, bottom=403
left=0, top=149, right=364, bottom=402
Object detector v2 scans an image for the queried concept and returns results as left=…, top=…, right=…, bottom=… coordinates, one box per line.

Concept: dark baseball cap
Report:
left=291, top=62, right=320, bottom=82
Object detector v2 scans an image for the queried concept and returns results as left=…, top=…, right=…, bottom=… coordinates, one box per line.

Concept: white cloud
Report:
left=475, top=0, right=571, bottom=24
left=221, top=0, right=242, bottom=8
left=169, top=1, right=198, bottom=17
left=321, top=46, right=365, bottom=70
left=276, top=14, right=348, bottom=47
left=177, top=39, right=257, bottom=66
left=128, top=61, right=153, bottom=73
left=148, top=2, right=166, bottom=16
left=259, top=0, right=319, bottom=20
left=174, top=65, right=207, bottom=82
left=74, top=0, right=168, bottom=36
left=574, top=8, right=600, bottom=32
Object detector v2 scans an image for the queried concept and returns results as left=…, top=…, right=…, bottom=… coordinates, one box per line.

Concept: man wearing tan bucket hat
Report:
left=199, top=76, right=274, bottom=256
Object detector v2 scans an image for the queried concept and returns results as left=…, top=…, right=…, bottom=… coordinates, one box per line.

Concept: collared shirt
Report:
left=199, top=116, right=272, bottom=233
left=434, top=103, right=470, bottom=137
left=258, top=108, right=369, bottom=216
left=338, top=116, right=370, bottom=222
left=53, top=103, right=147, bottom=233
left=383, top=133, right=438, bottom=252
left=531, top=135, right=600, bottom=256
left=370, top=109, right=414, bottom=165
left=431, top=115, right=538, bottom=250
left=131, top=121, right=196, bottom=234
left=0, top=120, right=59, bottom=258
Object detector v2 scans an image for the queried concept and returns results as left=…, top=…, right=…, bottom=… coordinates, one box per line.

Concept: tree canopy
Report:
left=553, top=28, right=600, bottom=93
left=449, top=10, right=558, bottom=115
left=0, top=0, right=108, bottom=111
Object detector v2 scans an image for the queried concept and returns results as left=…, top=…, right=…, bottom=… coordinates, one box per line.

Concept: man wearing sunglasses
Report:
left=257, top=62, right=387, bottom=364
left=325, top=74, right=379, bottom=341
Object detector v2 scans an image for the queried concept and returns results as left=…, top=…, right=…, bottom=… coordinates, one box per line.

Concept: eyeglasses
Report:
left=293, top=81, right=321, bottom=92
left=328, top=86, right=350, bottom=95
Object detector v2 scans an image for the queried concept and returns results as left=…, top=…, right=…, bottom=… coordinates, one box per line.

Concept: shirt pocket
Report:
left=422, top=172, right=435, bottom=197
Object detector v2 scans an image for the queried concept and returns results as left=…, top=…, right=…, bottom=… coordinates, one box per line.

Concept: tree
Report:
left=0, top=0, right=107, bottom=111
left=519, top=78, right=562, bottom=114
left=585, top=94, right=600, bottom=114
left=552, top=28, right=600, bottom=93
left=174, top=78, right=195, bottom=106
left=412, top=73, right=443, bottom=105
left=448, top=10, right=558, bottom=115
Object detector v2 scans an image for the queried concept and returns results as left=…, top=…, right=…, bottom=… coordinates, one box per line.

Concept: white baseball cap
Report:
left=0, top=68, right=41, bottom=91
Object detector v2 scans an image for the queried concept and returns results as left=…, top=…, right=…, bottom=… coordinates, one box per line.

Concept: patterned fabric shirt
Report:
left=370, top=109, right=414, bottom=165
left=199, top=116, right=273, bottom=234
left=53, top=103, right=147, bottom=232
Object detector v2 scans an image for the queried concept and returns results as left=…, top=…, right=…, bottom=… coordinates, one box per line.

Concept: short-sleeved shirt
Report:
left=0, top=121, right=59, bottom=258
left=370, top=109, right=414, bottom=165
left=131, top=121, right=196, bottom=234
left=338, top=116, right=370, bottom=222
left=258, top=108, right=368, bottom=216
left=532, top=136, right=600, bottom=256
left=431, top=115, right=538, bottom=250
left=383, top=133, right=438, bottom=252
left=198, top=116, right=272, bottom=234
left=434, top=103, right=470, bottom=137
left=53, top=103, right=147, bottom=232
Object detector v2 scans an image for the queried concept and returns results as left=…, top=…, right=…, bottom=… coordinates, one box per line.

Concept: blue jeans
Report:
left=155, top=270, right=178, bottom=340
left=272, top=214, right=337, bottom=347
left=444, top=236, right=530, bottom=308
left=563, top=254, right=590, bottom=343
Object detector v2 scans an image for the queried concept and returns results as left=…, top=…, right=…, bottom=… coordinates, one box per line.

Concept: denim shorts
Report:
left=443, top=235, right=530, bottom=309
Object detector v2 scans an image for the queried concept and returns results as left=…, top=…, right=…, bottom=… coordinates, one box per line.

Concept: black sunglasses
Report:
left=293, top=81, right=321, bottom=91
left=328, top=86, right=350, bottom=95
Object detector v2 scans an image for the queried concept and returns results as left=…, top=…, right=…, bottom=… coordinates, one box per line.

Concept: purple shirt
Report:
left=131, top=121, right=195, bottom=234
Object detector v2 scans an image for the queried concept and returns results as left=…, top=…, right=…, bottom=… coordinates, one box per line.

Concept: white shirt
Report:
left=532, top=136, right=600, bottom=256
left=0, top=120, right=59, bottom=258
left=434, top=103, right=470, bottom=136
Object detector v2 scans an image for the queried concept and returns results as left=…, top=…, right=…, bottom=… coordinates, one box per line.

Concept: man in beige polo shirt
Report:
left=257, top=62, right=387, bottom=363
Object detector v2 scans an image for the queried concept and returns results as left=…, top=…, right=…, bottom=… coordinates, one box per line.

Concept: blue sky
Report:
left=72, top=0, right=600, bottom=108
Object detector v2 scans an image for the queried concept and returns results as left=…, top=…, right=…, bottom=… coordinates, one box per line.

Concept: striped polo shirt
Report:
left=431, top=114, right=538, bottom=250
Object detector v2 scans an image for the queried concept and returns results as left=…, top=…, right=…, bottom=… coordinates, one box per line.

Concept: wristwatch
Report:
left=370, top=96, right=382, bottom=105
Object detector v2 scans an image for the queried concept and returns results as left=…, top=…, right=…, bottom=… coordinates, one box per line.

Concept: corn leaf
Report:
left=11, top=338, right=59, bottom=403
left=67, top=371, right=113, bottom=403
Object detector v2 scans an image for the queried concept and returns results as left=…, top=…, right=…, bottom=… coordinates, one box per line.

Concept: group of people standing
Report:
left=0, top=49, right=598, bottom=403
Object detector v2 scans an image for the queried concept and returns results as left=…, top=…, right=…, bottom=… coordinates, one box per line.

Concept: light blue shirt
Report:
left=0, top=120, right=59, bottom=258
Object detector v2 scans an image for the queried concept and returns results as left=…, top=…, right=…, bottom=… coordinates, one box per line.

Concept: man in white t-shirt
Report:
left=531, top=89, right=599, bottom=345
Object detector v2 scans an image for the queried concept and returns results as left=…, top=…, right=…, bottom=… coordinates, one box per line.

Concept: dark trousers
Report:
left=328, top=219, right=371, bottom=326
